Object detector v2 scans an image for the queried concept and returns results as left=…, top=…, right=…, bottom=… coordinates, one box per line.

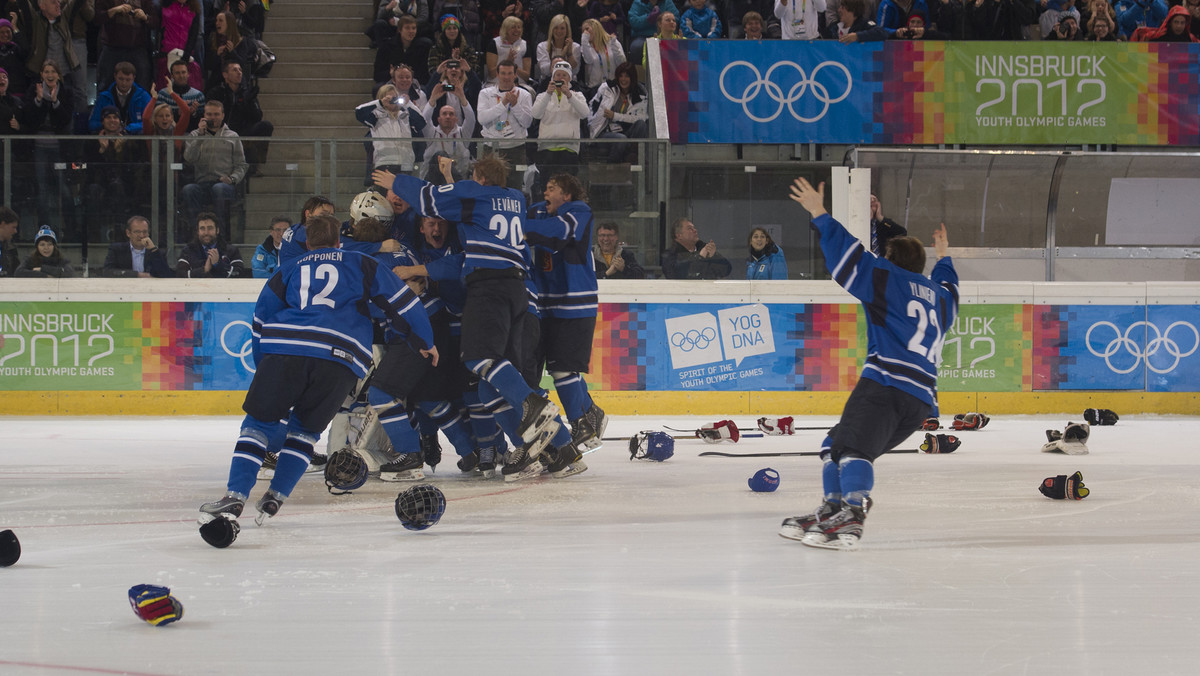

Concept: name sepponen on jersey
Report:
left=252, top=248, right=433, bottom=379
left=525, top=200, right=598, bottom=318
left=390, top=174, right=529, bottom=279
left=812, top=213, right=959, bottom=410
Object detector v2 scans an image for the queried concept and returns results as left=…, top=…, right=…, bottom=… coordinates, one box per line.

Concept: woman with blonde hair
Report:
left=486, top=15, right=531, bottom=84
left=580, top=18, right=625, bottom=91
left=536, top=14, right=580, bottom=80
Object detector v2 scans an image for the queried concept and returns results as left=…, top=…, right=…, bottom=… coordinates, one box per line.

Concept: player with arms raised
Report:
left=374, top=156, right=563, bottom=480
left=199, top=215, right=437, bottom=534
left=780, top=178, right=959, bottom=550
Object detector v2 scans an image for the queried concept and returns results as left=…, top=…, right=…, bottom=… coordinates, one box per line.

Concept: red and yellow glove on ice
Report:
left=128, top=584, right=184, bottom=627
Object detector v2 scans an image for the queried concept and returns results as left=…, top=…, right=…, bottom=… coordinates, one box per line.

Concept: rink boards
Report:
left=0, top=278, right=1197, bottom=415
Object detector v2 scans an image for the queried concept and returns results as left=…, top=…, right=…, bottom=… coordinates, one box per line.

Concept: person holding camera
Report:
left=1046, top=11, right=1084, bottom=38
left=532, top=58, right=587, bottom=197
left=356, top=82, right=428, bottom=174
left=420, top=102, right=476, bottom=184
left=181, top=99, right=247, bottom=237
left=424, top=57, right=482, bottom=129
left=85, top=105, right=149, bottom=243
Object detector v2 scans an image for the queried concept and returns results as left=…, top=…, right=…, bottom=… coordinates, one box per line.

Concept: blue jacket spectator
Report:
left=745, top=228, right=787, bottom=280
left=877, top=0, right=928, bottom=32
left=1116, top=0, right=1169, bottom=38
left=630, top=0, right=683, bottom=41
left=680, top=0, right=723, bottom=37
left=252, top=217, right=289, bottom=278
left=89, top=65, right=152, bottom=133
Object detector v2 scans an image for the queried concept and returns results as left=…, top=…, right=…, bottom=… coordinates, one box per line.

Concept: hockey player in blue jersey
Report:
left=374, top=155, right=564, bottom=481
left=779, top=178, right=959, bottom=550
left=199, top=214, right=438, bottom=533
left=278, top=195, right=406, bottom=266
left=525, top=173, right=608, bottom=476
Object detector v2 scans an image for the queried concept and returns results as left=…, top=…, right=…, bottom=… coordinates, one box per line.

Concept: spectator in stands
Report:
left=96, top=0, right=155, bottom=92
left=681, top=0, right=722, bottom=37
left=1116, top=0, right=1168, bottom=39
left=1187, top=0, right=1200, bottom=40
left=892, top=9, right=950, bottom=38
left=588, top=0, right=628, bottom=45
left=536, top=14, right=580, bottom=80
left=580, top=18, right=625, bottom=92
left=532, top=58, right=587, bottom=195
left=870, top=193, right=907, bottom=256
left=204, top=10, right=256, bottom=90
left=368, top=0, right=431, bottom=47
left=1141, top=4, right=1198, bottom=40
left=745, top=227, right=786, bottom=280
left=593, top=221, right=645, bottom=279
left=738, top=10, right=766, bottom=38
left=485, top=15, right=531, bottom=84
left=1039, top=0, right=1081, bottom=38
left=1046, top=11, right=1084, bottom=39
left=207, top=61, right=273, bottom=175
left=630, top=0, right=681, bottom=58
left=374, top=15, right=433, bottom=86
left=776, top=0, right=824, bottom=40
left=428, top=14, right=481, bottom=77
left=478, top=59, right=534, bottom=189
left=532, top=0, right=587, bottom=46
left=21, top=59, right=75, bottom=241
left=420, top=102, right=476, bottom=183
left=433, top=0, right=483, bottom=50
left=26, top=0, right=88, bottom=112
left=0, top=21, right=29, bottom=97
left=90, top=61, right=152, bottom=133
left=588, top=61, right=646, bottom=163
left=726, top=0, right=779, bottom=38
left=390, top=63, right=430, bottom=113
left=424, top=57, right=481, bottom=125
left=251, top=215, right=289, bottom=278
left=85, top=105, right=148, bottom=240
left=928, top=0, right=965, bottom=39
left=215, top=0, right=266, bottom=39
left=642, top=10, right=683, bottom=65
left=0, top=67, right=20, bottom=134
left=876, top=0, right=925, bottom=34
left=480, top=0, right=529, bottom=46
left=101, top=215, right=173, bottom=277
left=175, top=211, right=244, bottom=277
left=155, top=0, right=203, bottom=91
left=158, top=58, right=205, bottom=121
left=826, top=0, right=887, bottom=40
left=181, top=100, right=248, bottom=232
left=1086, top=10, right=1119, bottom=39
left=965, top=0, right=1033, bottom=39
left=661, top=217, right=731, bottom=280
left=356, top=82, right=427, bottom=173
left=16, top=225, right=74, bottom=277
left=0, top=206, right=20, bottom=277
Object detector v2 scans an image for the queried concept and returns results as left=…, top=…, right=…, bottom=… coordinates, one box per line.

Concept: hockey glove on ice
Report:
left=128, top=584, right=184, bottom=626
left=951, top=412, right=990, bottom=431
left=922, top=418, right=941, bottom=431
left=919, top=433, right=961, bottom=454
left=1039, top=471, right=1089, bottom=500
left=1083, top=408, right=1119, bottom=426
left=757, top=416, right=794, bottom=436
left=698, top=420, right=740, bottom=444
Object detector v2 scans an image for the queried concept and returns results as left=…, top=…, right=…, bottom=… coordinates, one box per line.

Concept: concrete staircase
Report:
left=244, top=0, right=377, bottom=243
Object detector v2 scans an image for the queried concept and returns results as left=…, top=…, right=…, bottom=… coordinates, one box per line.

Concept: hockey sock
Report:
left=493, top=405, right=524, bottom=445
left=368, top=386, right=421, bottom=452
left=412, top=408, right=438, bottom=437
left=464, top=390, right=503, bottom=450
left=466, top=359, right=534, bottom=410
left=269, top=431, right=318, bottom=498
left=821, top=458, right=841, bottom=503
left=228, top=419, right=275, bottom=496
left=266, top=418, right=288, bottom=453
left=550, top=371, right=590, bottom=422
left=419, top=400, right=475, bottom=457
left=838, top=457, right=875, bottom=508
left=549, top=415, right=571, bottom=448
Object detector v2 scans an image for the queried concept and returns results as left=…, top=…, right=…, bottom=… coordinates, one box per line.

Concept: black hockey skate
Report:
left=457, top=450, right=479, bottom=473
left=379, top=451, right=426, bottom=482
left=516, top=393, right=559, bottom=444
left=476, top=446, right=499, bottom=479
left=502, top=439, right=546, bottom=483
left=570, top=404, right=608, bottom=453
left=257, top=451, right=278, bottom=479
left=420, top=435, right=442, bottom=472
left=254, top=490, right=284, bottom=526
left=801, top=503, right=868, bottom=550
left=544, top=444, right=588, bottom=478
left=778, top=500, right=840, bottom=542
left=199, top=492, right=246, bottom=525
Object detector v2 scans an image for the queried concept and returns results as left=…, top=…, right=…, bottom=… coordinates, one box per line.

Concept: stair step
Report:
left=259, top=92, right=373, bottom=109
left=259, top=77, right=376, bottom=96
left=267, top=62, right=373, bottom=80
left=262, top=16, right=370, bottom=32
left=263, top=31, right=373, bottom=48
left=271, top=46, right=374, bottom=63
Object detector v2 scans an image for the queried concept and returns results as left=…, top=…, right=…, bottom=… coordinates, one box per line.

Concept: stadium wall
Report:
left=1, top=279, right=1197, bottom=416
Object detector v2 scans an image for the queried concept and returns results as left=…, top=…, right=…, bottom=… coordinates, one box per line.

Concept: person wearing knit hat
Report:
left=428, top=8, right=480, bottom=77
left=16, top=225, right=76, bottom=277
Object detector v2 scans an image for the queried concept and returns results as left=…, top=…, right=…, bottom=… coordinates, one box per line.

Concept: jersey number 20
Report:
left=489, top=214, right=525, bottom=248
left=298, top=263, right=339, bottom=309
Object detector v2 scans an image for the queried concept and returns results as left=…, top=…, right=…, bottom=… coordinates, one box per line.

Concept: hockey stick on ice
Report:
left=699, top=448, right=921, bottom=458
left=600, top=432, right=765, bottom=442
left=663, top=425, right=833, bottom=434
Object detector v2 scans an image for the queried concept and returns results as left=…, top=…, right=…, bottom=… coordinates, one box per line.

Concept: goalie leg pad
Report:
left=698, top=420, right=740, bottom=443
left=1039, top=471, right=1090, bottom=500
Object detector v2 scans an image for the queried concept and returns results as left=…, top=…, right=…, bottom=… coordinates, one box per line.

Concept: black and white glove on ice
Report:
left=1039, top=471, right=1089, bottom=500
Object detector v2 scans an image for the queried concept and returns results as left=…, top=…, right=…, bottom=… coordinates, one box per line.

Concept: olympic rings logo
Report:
left=221, top=319, right=256, bottom=373
left=718, top=60, right=853, bottom=123
left=1085, top=320, right=1199, bottom=375
left=671, top=327, right=718, bottom=352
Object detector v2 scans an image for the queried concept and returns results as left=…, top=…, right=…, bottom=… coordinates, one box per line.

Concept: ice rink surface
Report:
left=2, top=413, right=1199, bottom=675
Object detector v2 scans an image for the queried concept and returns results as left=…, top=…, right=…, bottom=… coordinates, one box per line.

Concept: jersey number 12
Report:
left=298, top=263, right=339, bottom=309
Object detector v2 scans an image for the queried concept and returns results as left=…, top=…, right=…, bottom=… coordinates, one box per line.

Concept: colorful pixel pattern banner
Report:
left=660, top=40, right=1200, bottom=146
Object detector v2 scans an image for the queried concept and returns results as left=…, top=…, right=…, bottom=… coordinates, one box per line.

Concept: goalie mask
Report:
left=350, top=190, right=392, bottom=222
left=395, top=484, right=446, bottom=531
left=325, top=448, right=369, bottom=495
left=629, top=431, right=675, bottom=461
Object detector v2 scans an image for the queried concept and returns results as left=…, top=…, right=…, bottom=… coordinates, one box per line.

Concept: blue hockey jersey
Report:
left=811, top=213, right=959, bottom=410
left=388, top=174, right=529, bottom=279
left=253, top=247, right=435, bottom=378
left=278, top=223, right=390, bottom=266
left=525, top=199, right=598, bottom=319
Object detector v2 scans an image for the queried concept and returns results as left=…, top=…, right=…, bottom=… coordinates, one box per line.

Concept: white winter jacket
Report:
left=532, top=87, right=589, bottom=153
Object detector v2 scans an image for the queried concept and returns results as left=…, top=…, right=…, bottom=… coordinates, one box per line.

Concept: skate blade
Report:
left=503, top=460, right=545, bottom=483
left=257, top=468, right=275, bottom=480
left=800, top=533, right=860, bottom=550
left=777, top=525, right=807, bottom=542
left=519, top=402, right=560, bottom=444
left=479, top=468, right=497, bottom=479
left=254, top=511, right=270, bottom=527
left=575, top=436, right=603, bottom=453
left=551, top=459, right=588, bottom=478
left=378, top=469, right=426, bottom=482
